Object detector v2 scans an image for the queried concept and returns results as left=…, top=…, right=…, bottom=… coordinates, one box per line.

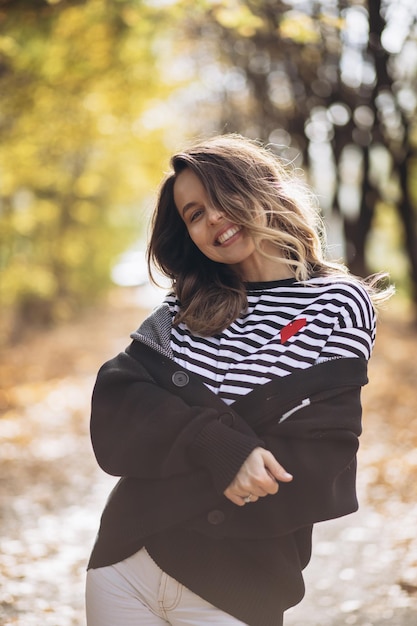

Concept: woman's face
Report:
left=173, top=167, right=261, bottom=278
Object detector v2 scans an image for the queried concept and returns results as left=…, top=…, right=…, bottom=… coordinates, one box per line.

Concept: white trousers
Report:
left=86, top=547, right=248, bottom=625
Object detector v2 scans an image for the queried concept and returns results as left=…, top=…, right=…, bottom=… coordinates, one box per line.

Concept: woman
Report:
left=86, top=134, right=392, bottom=626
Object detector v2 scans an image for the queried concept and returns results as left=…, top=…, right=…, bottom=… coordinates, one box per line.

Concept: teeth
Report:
left=217, top=226, right=241, bottom=244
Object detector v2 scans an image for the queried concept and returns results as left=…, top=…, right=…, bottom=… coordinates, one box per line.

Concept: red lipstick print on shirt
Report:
left=280, top=318, right=307, bottom=344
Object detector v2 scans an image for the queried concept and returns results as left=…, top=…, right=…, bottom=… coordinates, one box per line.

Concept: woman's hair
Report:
left=148, top=133, right=393, bottom=336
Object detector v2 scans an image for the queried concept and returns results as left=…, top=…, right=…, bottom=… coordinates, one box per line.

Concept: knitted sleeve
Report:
left=90, top=350, right=263, bottom=494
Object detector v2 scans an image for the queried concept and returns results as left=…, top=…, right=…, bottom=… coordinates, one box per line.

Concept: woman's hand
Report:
left=223, top=447, right=293, bottom=506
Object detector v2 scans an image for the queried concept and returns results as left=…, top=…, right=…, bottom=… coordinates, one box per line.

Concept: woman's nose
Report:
left=207, top=207, right=224, bottom=224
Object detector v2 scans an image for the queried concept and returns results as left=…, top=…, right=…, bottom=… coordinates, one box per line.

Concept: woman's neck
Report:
left=233, top=242, right=295, bottom=282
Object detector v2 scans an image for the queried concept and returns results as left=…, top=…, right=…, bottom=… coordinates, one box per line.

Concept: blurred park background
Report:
left=1, top=1, right=417, bottom=625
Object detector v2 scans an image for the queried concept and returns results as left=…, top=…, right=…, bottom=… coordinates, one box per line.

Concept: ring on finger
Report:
left=243, top=494, right=253, bottom=504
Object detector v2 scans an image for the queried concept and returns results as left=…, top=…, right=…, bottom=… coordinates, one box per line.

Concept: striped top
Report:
left=164, top=277, right=376, bottom=406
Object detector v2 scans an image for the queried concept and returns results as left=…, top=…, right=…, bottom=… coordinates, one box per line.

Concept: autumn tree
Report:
left=176, top=0, right=417, bottom=300
left=2, top=0, right=416, bottom=342
left=0, top=0, right=183, bottom=339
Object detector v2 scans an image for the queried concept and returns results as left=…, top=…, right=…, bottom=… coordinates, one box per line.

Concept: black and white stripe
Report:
left=165, top=277, right=376, bottom=405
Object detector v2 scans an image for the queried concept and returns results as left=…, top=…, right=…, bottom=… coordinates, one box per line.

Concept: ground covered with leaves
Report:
left=1, top=288, right=416, bottom=626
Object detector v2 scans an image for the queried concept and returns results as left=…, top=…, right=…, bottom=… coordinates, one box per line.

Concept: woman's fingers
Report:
left=223, top=489, right=260, bottom=506
left=223, top=447, right=293, bottom=505
left=262, top=451, right=293, bottom=484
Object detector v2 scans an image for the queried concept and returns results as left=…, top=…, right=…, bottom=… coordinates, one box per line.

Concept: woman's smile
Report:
left=214, top=225, right=242, bottom=246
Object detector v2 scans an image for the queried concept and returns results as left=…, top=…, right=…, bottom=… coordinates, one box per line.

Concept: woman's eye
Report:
left=190, top=209, right=203, bottom=222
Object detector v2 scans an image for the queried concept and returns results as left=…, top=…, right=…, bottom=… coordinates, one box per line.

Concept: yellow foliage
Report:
left=70, top=201, right=99, bottom=224
left=0, top=0, right=187, bottom=329
left=0, top=170, right=17, bottom=196
left=0, top=35, right=19, bottom=56
left=73, top=174, right=103, bottom=197
left=60, top=234, right=90, bottom=268
left=279, top=11, right=321, bottom=45
left=320, top=13, right=345, bottom=31
left=1, top=262, right=57, bottom=304
left=37, top=201, right=61, bottom=224
left=11, top=209, right=37, bottom=237
left=213, top=2, right=264, bottom=36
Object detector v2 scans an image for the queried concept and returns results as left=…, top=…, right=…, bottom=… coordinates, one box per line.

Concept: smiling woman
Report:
left=86, top=134, right=393, bottom=626
left=173, top=167, right=280, bottom=280
left=147, top=134, right=390, bottom=337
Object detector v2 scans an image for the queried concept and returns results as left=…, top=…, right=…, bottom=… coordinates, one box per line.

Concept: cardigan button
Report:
left=207, top=510, right=225, bottom=525
left=172, top=371, right=189, bottom=387
left=218, top=412, right=235, bottom=427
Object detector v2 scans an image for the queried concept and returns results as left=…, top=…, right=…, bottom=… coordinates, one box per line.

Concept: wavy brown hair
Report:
left=148, top=134, right=392, bottom=336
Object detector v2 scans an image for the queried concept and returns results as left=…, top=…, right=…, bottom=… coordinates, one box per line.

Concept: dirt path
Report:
left=1, top=288, right=416, bottom=626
